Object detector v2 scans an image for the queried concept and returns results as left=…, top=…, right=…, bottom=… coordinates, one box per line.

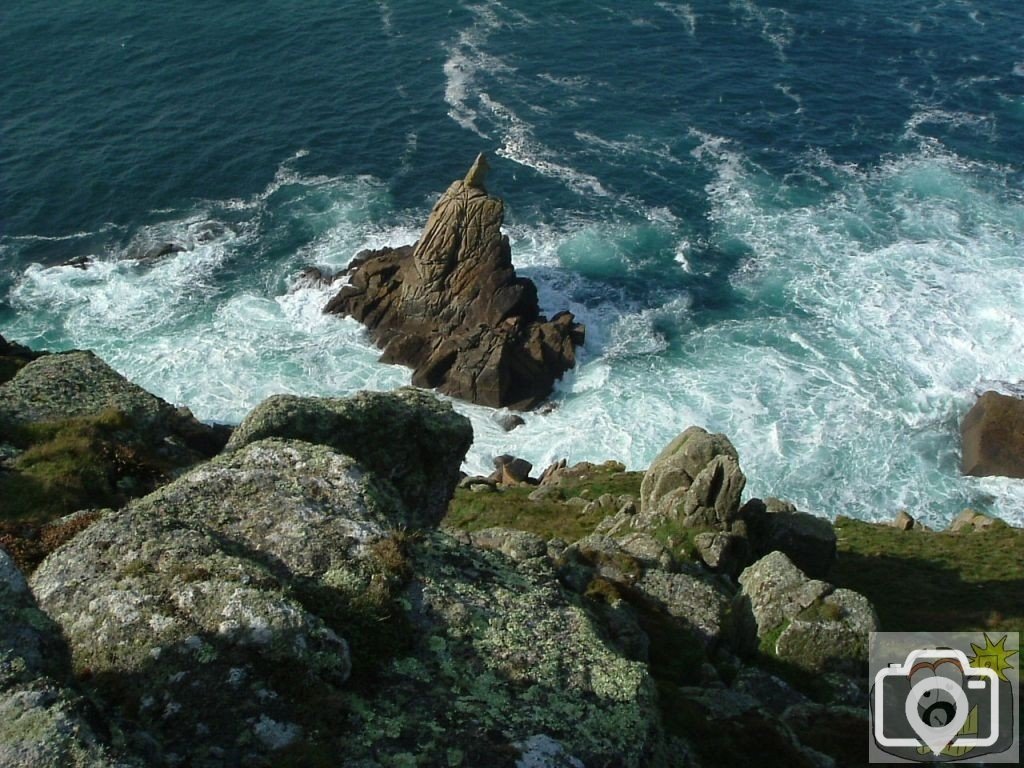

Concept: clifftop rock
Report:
left=324, top=154, right=585, bottom=410
left=961, top=390, right=1024, bottom=478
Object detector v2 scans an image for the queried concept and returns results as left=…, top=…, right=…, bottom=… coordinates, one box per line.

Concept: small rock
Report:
left=493, top=410, right=526, bottom=432
left=948, top=508, right=1005, bottom=532
left=527, top=485, right=560, bottom=503
left=891, top=510, right=915, bottom=530
left=538, top=459, right=567, bottom=486
left=469, top=528, right=547, bottom=562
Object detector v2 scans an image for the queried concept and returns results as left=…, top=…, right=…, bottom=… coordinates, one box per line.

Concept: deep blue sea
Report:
left=3, top=1, right=1023, bottom=526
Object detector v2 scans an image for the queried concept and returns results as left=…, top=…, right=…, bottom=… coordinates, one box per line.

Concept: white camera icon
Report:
left=874, top=648, right=1000, bottom=754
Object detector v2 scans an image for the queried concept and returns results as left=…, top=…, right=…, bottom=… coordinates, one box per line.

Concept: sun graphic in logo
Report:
left=968, top=633, right=1017, bottom=683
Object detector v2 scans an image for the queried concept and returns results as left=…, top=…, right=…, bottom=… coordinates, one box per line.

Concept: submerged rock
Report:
left=324, top=154, right=584, bottom=410
left=961, top=390, right=1024, bottom=478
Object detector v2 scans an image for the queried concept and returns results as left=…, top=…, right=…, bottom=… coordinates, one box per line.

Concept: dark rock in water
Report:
left=493, top=409, right=526, bottom=431
left=139, top=242, right=186, bottom=262
left=961, top=390, right=1024, bottom=478
left=324, top=154, right=584, bottom=410
left=59, top=255, right=92, bottom=270
left=292, top=266, right=337, bottom=290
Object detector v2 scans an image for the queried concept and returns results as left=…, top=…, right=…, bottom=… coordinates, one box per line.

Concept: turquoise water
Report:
left=2, top=1, right=1023, bottom=526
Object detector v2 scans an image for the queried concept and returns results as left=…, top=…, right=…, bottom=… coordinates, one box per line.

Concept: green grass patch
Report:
left=0, top=407, right=178, bottom=531
left=444, top=486, right=606, bottom=542
left=831, top=517, right=1023, bottom=632
left=443, top=465, right=643, bottom=543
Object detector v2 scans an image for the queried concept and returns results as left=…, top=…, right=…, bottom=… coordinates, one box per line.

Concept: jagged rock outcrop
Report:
left=324, top=154, right=585, bottom=410
left=28, top=393, right=660, bottom=766
left=961, top=390, right=1024, bottom=478
left=639, top=426, right=746, bottom=528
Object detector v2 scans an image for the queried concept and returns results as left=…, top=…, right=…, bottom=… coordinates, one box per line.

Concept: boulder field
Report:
left=0, top=346, right=1020, bottom=767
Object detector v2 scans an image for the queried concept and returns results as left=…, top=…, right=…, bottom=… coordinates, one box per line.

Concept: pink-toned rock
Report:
left=961, top=391, right=1024, bottom=478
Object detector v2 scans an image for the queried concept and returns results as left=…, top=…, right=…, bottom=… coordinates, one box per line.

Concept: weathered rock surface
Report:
left=1, top=547, right=127, bottom=767
left=0, top=350, right=227, bottom=461
left=640, top=426, right=746, bottom=528
left=961, top=390, right=1024, bottom=478
left=736, top=551, right=878, bottom=674
left=324, top=154, right=585, bottom=410
left=29, top=399, right=658, bottom=765
left=224, top=388, right=472, bottom=527
left=948, top=508, right=1006, bottom=532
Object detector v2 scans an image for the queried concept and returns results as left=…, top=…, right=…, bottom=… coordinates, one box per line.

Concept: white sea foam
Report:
left=655, top=2, right=697, bottom=37
left=441, top=1, right=517, bottom=138
left=730, top=0, right=793, bottom=61
left=685, top=134, right=1024, bottom=525
left=482, top=94, right=612, bottom=199
left=6, top=136, right=1023, bottom=528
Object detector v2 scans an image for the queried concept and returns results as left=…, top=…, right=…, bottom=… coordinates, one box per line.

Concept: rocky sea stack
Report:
left=324, top=154, right=585, bottom=410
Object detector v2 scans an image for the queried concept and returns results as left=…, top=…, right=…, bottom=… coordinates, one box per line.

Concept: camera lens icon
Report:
left=874, top=648, right=1001, bottom=756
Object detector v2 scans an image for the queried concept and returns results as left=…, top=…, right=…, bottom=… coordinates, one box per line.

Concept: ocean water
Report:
left=2, top=1, right=1022, bottom=527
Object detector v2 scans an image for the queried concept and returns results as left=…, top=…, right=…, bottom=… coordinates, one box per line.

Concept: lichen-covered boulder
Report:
left=774, top=588, right=878, bottom=675
left=639, top=426, right=746, bottom=528
left=29, top=440, right=389, bottom=765
left=224, top=388, right=472, bottom=527
left=0, top=350, right=225, bottom=458
left=736, top=551, right=831, bottom=640
left=1, top=547, right=127, bottom=767
left=345, top=531, right=659, bottom=766
left=30, top=437, right=660, bottom=766
left=736, top=552, right=878, bottom=674
left=637, top=569, right=735, bottom=649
